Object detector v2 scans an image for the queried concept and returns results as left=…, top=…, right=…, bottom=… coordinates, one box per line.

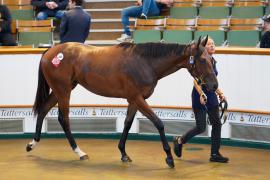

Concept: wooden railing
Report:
left=1, top=46, right=270, bottom=55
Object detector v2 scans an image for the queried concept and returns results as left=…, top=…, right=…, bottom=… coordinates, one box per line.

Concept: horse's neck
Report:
left=154, top=55, right=187, bottom=80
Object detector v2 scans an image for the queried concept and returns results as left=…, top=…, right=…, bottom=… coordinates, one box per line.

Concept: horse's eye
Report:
left=200, top=58, right=207, bottom=63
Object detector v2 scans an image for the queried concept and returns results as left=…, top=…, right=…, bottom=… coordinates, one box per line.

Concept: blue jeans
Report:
left=37, top=10, right=65, bottom=20
left=121, top=0, right=160, bottom=36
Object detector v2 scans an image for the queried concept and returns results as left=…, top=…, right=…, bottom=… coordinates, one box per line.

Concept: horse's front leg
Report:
left=134, top=96, right=174, bottom=168
left=118, top=103, right=137, bottom=163
left=26, top=93, right=57, bottom=152
left=57, top=106, right=89, bottom=160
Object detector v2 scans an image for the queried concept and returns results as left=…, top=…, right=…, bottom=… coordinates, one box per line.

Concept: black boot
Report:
left=173, top=136, right=183, bottom=157
left=210, top=153, right=229, bottom=163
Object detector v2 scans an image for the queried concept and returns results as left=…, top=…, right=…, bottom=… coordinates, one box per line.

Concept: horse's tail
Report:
left=33, top=51, right=50, bottom=116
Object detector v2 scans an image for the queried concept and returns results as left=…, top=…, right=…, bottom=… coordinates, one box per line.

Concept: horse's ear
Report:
left=201, top=35, right=208, bottom=47
left=196, top=36, right=201, bottom=49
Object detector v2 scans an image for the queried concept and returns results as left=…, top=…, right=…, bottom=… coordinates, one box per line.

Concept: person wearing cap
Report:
left=260, top=14, right=270, bottom=48
left=173, top=37, right=229, bottom=163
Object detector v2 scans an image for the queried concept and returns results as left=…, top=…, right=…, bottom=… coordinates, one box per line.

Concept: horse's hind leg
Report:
left=134, top=96, right=174, bottom=168
left=26, top=92, right=57, bottom=152
left=118, top=103, right=137, bottom=163
left=57, top=92, right=88, bottom=160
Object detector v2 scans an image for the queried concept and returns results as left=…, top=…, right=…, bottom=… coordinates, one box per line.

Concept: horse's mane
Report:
left=116, top=42, right=187, bottom=59
left=117, top=42, right=135, bottom=49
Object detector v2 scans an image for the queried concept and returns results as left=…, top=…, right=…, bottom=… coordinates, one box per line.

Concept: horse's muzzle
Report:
left=205, top=74, right=218, bottom=92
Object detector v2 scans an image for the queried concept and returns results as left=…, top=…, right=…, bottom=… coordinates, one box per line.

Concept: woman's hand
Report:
left=200, top=93, right=207, bottom=105
left=218, top=93, right=226, bottom=102
left=216, top=88, right=226, bottom=102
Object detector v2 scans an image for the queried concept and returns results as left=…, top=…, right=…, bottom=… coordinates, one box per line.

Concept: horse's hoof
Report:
left=26, top=144, right=33, bottom=152
left=80, top=155, right=89, bottom=160
left=166, top=157, right=175, bottom=168
left=121, top=155, right=132, bottom=162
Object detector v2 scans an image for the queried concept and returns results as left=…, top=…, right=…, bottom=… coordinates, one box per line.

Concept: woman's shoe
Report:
left=173, top=136, right=183, bottom=157
left=116, top=34, right=132, bottom=42
left=210, top=153, right=229, bottom=163
left=140, top=13, right=147, bottom=19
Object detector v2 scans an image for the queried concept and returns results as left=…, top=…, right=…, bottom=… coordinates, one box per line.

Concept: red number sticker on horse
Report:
left=52, top=53, right=64, bottom=67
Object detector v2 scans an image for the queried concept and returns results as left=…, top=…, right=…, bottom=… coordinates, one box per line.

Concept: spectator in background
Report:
left=60, top=0, right=91, bottom=43
left=0, top=5, right=17, bottom=46
left=31, top=0, right=68, bottom=20
left=260, top=14, right=270, bottom=48
left=117, top=0, right=173, bottom=42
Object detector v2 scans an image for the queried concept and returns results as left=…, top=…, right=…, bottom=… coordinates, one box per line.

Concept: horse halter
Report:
left=186, top=44, right=205, bottom=86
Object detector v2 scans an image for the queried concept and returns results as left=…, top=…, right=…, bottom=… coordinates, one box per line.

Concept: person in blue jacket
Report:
left=173, top=37, right=229, bottom=163
left=60, top=0, right=91, bottom=43
left=31, top=0, right=68, bottom=20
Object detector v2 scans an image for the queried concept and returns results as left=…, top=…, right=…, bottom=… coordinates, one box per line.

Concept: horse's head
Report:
left=185, top=36, right=218, bottom=91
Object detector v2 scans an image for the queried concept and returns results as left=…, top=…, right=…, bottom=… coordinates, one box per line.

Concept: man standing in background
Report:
left=60, top=0, right=91, bottom=43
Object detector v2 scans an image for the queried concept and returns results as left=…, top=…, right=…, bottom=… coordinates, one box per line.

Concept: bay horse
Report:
left=26, top=36, right=218, bottom=168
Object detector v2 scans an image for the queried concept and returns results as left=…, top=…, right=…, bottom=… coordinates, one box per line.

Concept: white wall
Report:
left=216, top=54, right=270, bottom=112
left=0, top=53, right=269, bottom=112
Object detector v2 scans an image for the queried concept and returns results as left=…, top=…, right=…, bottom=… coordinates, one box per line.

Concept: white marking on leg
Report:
left=74, top=147, right=86, bottom=157
left=29, top=139, right=38, bottom=149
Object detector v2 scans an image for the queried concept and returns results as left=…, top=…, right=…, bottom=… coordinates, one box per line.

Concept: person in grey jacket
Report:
left=60, top=0, right=91, bottom=43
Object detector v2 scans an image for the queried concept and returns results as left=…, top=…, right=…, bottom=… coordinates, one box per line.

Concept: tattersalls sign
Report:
left=0, top=108, right=89, bottom=118
left=226, top=112, right=270, bottom=126
left=0, top=109, right=34, bottom=117
left=92, top=108, right=193, bottom=120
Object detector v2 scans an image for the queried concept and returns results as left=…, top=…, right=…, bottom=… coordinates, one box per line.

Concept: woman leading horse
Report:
left=26, top=36, right=218, bottom=168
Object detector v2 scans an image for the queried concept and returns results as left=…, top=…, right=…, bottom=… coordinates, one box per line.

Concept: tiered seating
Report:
left=170, top=0, right=200, bottom=18
left=160, top=0, right=267, bottom=47
left=263, top=0, right=270, bottom=14
left=199, top=0, right=231, bottom=19
left=1, top=0, right=34, bottom=20
left=163, top=18, right=196, bottom=43
left=195, top=18, right=229, bottom=46
left=0, top=0, right=39, bottom=47
left=227, top=18, right=263, bottom=46
left=131, top=16, right=263, bottom=47
left=132, top=18, right=165, bottom=43
left=231, top=0, right=265, bottom=18
left=0, top=0, right=269, bottom=47
left=16, top=19, right=54, bottom=47
left=83, top=0, right=137, bottom=45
